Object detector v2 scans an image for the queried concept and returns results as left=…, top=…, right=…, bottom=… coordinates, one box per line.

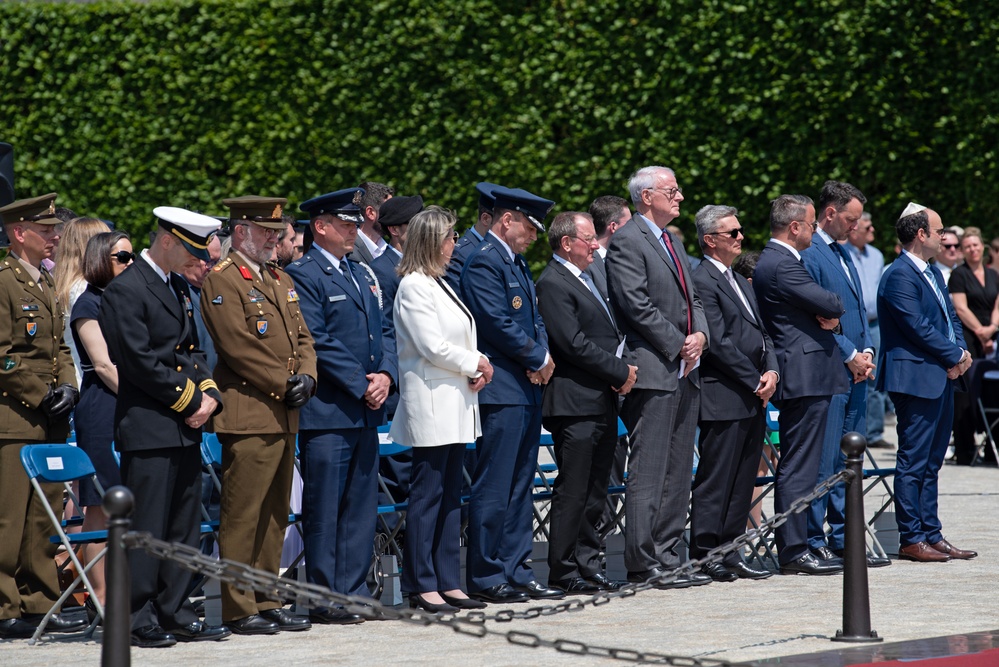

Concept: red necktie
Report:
left=661, top=230, right=691, bottom=335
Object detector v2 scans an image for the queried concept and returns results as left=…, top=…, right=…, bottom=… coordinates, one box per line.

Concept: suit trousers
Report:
left=300, top=428, right=378, bottom=601
left=621, top=381, right=700, bottom=572
left=806, top=379, right=867, bottom=551
left=772, top=396, right=831, bottom=565
left=0, top=441, right=62, bottom=619
left=890, top=387, right=954, bottom=546
left=121, top=446, right=203, bottom=631
left=865, top=321, right=888, bottom=441
left=545, top=413, right=618, bottom=582
left=218, top=432, right=295, bottom=621
left=467, top=404, right=542, bottom=592
left=401, top=443, right=464, bottom=593
left=689, top=413, right=765, bottom=566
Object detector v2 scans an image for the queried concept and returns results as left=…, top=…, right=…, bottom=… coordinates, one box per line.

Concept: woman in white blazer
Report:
left=389, top=206, right=494, bottom=613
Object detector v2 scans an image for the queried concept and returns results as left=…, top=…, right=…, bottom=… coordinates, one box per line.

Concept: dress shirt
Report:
left=845, top=241, right=884, bottom=321
left=357, top=230, right=387, bottom=260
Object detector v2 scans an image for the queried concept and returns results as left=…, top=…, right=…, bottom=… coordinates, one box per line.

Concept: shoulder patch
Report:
left=213, top=257, right=233, bottom=272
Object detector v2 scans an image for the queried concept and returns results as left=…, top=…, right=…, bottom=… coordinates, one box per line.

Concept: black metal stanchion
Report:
left=101, top=486, right=134, bottom=667
left=832, top=432, right=883, bottom=643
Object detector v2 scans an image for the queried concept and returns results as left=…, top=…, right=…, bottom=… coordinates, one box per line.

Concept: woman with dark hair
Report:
left=70, top=230, right=133, bottom=614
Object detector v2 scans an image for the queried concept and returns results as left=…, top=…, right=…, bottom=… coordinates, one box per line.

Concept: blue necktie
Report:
left=581, top=271, right=613, bottom=322
left=924, top=267, right=956, bottom=343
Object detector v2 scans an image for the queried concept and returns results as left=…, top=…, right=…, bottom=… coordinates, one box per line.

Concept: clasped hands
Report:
left=847, top=352, right=876, bottom=384
left=526, top=356, right=555, bottom=386
left=947, top=350, right=973, bottom=380
left=468, top=356, right=494, bottom=393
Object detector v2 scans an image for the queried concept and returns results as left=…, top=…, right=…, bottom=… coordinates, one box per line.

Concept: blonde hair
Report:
left=397, top=206, right=455, bottom=279
left=54, top=217, right=108, bottom=308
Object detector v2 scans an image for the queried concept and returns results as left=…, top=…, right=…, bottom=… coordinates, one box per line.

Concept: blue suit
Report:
left=445, top=227, right=485, bottom=291
left=370, top=248, right=402, bottom=416
left=285, top=248, right=398, bottom=600
left=801, top=235, right=873, bottom=552
left=877, top=253, right=965, bottom=547
left=460, top=234, right=549, bottom=592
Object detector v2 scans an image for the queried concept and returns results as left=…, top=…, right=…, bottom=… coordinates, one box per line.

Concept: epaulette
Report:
left=480, top=242, right=493, bottom=251
left=213, top=256, right=233, bottom=272
left=0, top=260, right=9, bottom=272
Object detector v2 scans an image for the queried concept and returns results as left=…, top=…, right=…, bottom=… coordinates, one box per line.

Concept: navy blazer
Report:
left=693, top=260, right=778, bottom=421
left=801, top=236, right=874, bottom=378
left=876, top=253, right=966, bottom=399
left=753, top=241, right=848, bottom=401
left=444, top=227, right=485, bottom=291
left=460, top=235, right=549, bottom=406
left=370, top=248, right=401, bottom=323
left=286, top=248, right=398, bottom=429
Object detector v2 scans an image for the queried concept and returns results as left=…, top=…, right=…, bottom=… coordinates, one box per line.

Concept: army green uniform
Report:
left=200, top=250, right=316, bottom=622
left=0, top=254, right=75, bottom=620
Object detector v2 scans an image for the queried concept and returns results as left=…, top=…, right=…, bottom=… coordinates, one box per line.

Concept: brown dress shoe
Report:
left=899, top=541, right=951, bottom=562
left=929, top=539, right=977, bottom=560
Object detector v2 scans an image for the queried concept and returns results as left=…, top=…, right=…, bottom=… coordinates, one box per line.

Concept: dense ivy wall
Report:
left=2, top=0, right=997, bottom=267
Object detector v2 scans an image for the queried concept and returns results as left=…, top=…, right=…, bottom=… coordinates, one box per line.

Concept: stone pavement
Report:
left=5, top=434, right=999, bottom=666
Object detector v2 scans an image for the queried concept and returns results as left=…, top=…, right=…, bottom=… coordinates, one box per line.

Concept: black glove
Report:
left=41, top=383, right=79, bottom=419
left=285, top=374, right=316, bottom=409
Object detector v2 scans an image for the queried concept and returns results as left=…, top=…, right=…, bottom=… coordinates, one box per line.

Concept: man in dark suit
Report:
left=753, top=194, right=847, bottom=576
left=178, top=235, right=222, bottom=372
left=877, top=203, right=976, bottom=562
left=587, top=195, right=631, bottom=299
left=536, top=211, right=637, bottom=594
left=690, top=205, right=778, bottom=582
left=444, top=182, right=497, bottom=291
left=605, top=166, right=710, bottom=588
left=800, top=181, right=889, bottom=568
left=286, top=188, right=398, bottom=624
left=348, top=181, right=393, bottom=266
left=99, top=207, right=230, bottom=647
left=460, top=186, right=562, bottom=603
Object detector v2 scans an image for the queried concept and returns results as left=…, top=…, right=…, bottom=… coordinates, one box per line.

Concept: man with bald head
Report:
left=877, top=203, right=976, bottom=563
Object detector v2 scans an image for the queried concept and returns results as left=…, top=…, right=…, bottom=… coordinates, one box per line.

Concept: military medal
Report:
left=247, top=288, right=265, bottom=303
left=512, top=296, right=523, bottom=310
left=287, top=289, right=299, bottom=302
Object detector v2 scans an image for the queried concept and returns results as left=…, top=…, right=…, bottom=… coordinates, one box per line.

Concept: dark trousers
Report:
left=772, top=396, right=831, bottom=565
left=544, top=413, right=618, bottom=582
left=300, top=428, right=378, bottom=601
left=891, top=387, right=954, bottom=546
left=121, top=446, right=202, bottom=631
left=621, top=381, right=699, bottom=572
left=401, top=443, right=464, bottom=593
left=466, top=404, right=542, bottom=592
left=690, top=412, right=765, bottom=566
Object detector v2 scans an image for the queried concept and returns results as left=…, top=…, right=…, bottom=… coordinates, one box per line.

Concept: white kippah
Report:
left=899, top=202, right=927, bottom=219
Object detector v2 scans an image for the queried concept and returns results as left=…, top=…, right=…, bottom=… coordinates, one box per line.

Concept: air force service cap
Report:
left=475, top=182, right=500, bottom=213
left=153, top=206, right=222, bottom=261
left=490, top=186, right=555, bottom=233
left=299, top=188, right=365, bottom=223
left=223, top=195, right=288, bottom=230
left=378, top=195, right=424, bottom=228
left=0, top=193, right=61, bottom=226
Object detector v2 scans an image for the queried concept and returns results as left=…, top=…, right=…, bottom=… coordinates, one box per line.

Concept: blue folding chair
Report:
left=19, top=444, right=106, bottom=643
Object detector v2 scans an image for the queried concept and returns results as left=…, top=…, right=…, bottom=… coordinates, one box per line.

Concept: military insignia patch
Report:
left=248, top=288, right=265, bottom=303
left=26, top=322, right=37, bottom=337
left=2, top=356, right=14, bottom=371
left=21, top=304, right=39, bottom=311
left=512, top=296, right=523, bottom=310
left=239, top=266, right=253, bottom=280
left=212, top=295, right=223, bottom=305
left=256, top=319, right=268, bottom=335
left=287, top=289, right=299, bottom=302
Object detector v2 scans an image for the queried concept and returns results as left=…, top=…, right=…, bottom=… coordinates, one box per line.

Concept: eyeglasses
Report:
left=706, top=227, right=743, bottom=239
left=941, top=243, right=960, bottom=250
left=796, top=220, right=818, bottom=232
left=451, top=231, right=460, bottom=242
left=646, top=186, right=683, bottom=199
left=569, top=234, right=598, bottom=244
left=112, top=251, right=135, bottom=264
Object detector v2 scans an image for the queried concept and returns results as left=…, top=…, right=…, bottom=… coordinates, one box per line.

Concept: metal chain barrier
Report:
left=120, top=468, right=854, bottom=665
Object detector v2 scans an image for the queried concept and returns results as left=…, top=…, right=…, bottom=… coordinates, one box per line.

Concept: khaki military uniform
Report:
left=200, top=250, right=316, bottom=621
left=0, top=255, right=75, bottom=619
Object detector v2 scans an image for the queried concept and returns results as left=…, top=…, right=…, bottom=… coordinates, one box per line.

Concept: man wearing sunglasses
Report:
left=935, top=228, right=963, bottom=285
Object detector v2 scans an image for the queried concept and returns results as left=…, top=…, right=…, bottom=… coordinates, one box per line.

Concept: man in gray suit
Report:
left=588, top=195, right=631, bottom=298
left=606, top=166, right=710, bottom=588
left=348, top=181, right=394, bottom=265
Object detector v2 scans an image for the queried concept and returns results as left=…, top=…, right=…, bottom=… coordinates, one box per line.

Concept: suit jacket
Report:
left=444, top=227, right=484, bottom=291
left=753, top=240, right=848, bottom=401
left=185, top=281, right=217, bottom=372
left=692, top=260, right=778, bottom=421
left=460, top=234, right=549, bottom=406
left=801, top=236, right=874, bottom=381
left=347, top=236, right=376, bottom=266
left=388, top=273, right=482, bottom=447
left=536, top=259, right=629, bottom=417
left=200, top=251, right=317, bottom=434
left=605, top=213, right=708, bottom=391
left=587, top=251, right=609, bottom=300
left=0, top=256, right=75, bottom=441
left=285, top=247, right=398, bottom=429
left=876, top=253, right=966, bottom=399
left=99, top=258, right=221, bottom=452
left=370, top=248, right=401, bottom=324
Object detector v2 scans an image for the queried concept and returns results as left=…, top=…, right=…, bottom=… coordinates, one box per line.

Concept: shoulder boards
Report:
left=213, top=257, right=233, bottom=272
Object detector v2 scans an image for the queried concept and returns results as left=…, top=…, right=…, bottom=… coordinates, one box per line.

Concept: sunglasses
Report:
left=941, top=244, right=960, bottom=250
left=112, top=251, right=135, bottom=264
left=707, top=227, right=743, bottom=239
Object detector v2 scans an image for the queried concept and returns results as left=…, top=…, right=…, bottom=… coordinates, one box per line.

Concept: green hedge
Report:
left=2, top=0, right=997, bottom=270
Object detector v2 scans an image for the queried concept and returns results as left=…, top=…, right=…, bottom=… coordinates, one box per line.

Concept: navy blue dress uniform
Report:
left=285, top=189, right=398, bottom=621
left=459, top=186, right=556, bottom=600
left=0, top=194, right=85, bottom=638
left=444, top=182, right=497, bottom=291
left=99, top=207, right=228, bottom=644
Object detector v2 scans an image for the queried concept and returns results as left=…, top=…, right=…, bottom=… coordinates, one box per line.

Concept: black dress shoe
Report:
left=586, top=573, right=621, bottom=591
left=85, top=597, right=101, bottom=626
left=550, top=577, right=604, bottom=595
left=626, top=567, right=666, bottom=584
left=471, top=583, right=529, bottom=604
left=130, top=624, right=177, bottom=648
left=0, top=618, right=36, bottom=639
left=780, top=552, right=844, bottom=576
left=169, top=620, right=232, bottom=642
left=227, top=614, right=280, bottom=635
left=513, top=580, right=565, bottom=600
left=867, top=438, right=894, bottom=449
left=702, top=562, right=737, bottom=582
left=22, top=612, right=89, bottom=634
left=309, top=607, right=364, bottom=625
left=408, top=594, right=457, bottom=614
left=831, top=549, right=893, bottom=568
left=681, top=571, right=713, bottom=587
left=811, top=546, right=844, bottom=565
left=440, top=593, right=488, bottom=609
left=729, top=561, right=772, bottom=580
left=259, top=607, right=311, bottom=631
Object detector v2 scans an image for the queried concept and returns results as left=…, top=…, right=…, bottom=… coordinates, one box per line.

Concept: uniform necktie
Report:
left=581, top=270, right=613, bottom=323
left=661, top=229, right=691, bottom=335
left=341, top=259, right=361, bottom=299
left=924, top=266, right=956, bottom=343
